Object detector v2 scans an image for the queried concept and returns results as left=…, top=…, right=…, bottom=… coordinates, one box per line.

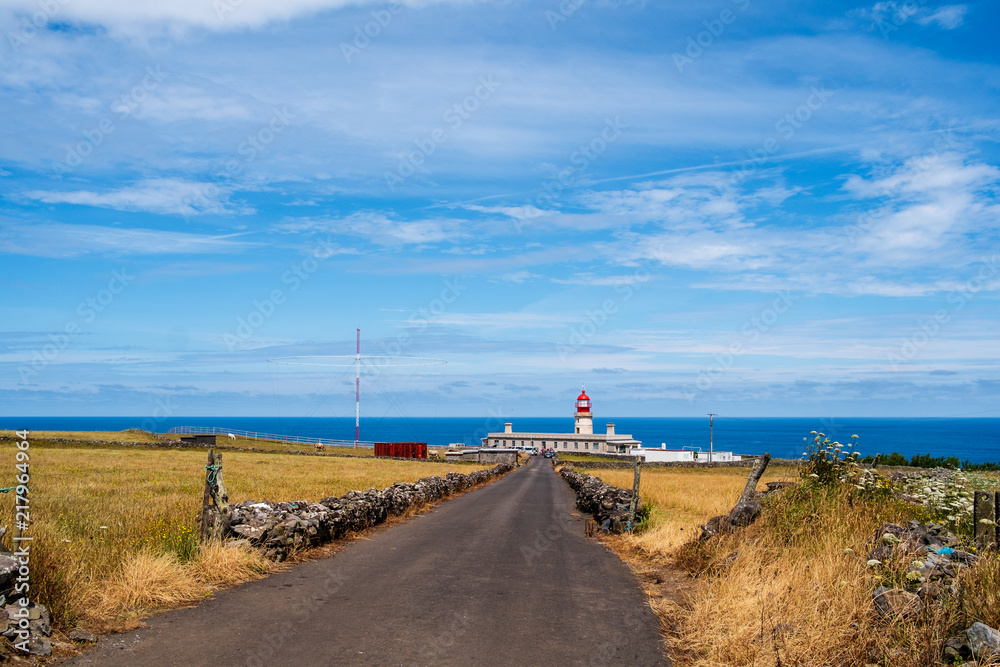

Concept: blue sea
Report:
left=2, top=416, right=999, bottom=464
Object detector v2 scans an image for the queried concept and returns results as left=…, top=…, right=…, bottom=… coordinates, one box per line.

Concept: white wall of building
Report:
left=630, top=448, right=695, bottom=463
left=700, top=451, right=741, bottom=462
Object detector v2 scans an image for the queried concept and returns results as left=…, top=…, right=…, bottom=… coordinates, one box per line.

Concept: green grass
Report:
left=557, top=453, right=620, bottom=462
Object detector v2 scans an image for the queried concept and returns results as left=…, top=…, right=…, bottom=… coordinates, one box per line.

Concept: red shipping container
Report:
left=375, top=442, right=427, bottom=459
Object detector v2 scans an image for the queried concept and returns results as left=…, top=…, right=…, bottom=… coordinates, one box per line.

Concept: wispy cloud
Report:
left=0, top=0, right=459, bottom=33
left=0, top=221, right=253, bottom=257
left=914, top=4, right=967, bottom=29
left=275, top=211, right=468, bottom=246
left=23, top=178, right=252, bottom=217
left=854, top=2, right=968, bottom=31
left=845, top=152, right=1000, bottom=262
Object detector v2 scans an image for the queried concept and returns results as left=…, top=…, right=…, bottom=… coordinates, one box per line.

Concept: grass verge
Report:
left=589, top=465, right=1000, bottom=666
left=0, top=438, right=490, bottom=634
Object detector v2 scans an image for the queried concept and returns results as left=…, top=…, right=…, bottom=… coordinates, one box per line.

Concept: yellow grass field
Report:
left=588, top=465, right=797, bottom=555
left=0, top=429, right=454, bottom=458
left=588, top=464, right=1000, bottom=666
left=0, top=429, right=165, bottom=443
left=0, top=437, right=489, bottom=633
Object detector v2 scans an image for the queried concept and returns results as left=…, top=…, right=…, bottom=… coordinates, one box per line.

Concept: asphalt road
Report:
left=60, top=458, right=669, bottom=666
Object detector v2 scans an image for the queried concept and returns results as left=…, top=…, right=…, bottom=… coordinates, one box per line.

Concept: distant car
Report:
left=544, top=450, right=556, bottom=458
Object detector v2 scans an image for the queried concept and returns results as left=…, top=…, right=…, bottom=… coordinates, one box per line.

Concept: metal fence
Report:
left=166, top=425, right=374, bottom=448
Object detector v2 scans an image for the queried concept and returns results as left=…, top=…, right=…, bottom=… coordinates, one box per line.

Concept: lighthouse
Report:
left=574, top=387, right=593, bottom=435
left=482, top=386, right=640, bottom=453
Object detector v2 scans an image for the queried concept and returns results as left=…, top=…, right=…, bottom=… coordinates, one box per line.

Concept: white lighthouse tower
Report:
left=574, top=387, right=593, bottom=434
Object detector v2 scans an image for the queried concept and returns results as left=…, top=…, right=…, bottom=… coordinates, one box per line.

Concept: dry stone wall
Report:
left=559, top=468, right=635, bottom=533
left=228, top=463, right=515, bottom=560
left=565, top=459, right=782, bottom=470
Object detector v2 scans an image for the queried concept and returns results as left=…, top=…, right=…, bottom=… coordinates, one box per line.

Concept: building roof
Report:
left=485, top=431, right=638, bottom=443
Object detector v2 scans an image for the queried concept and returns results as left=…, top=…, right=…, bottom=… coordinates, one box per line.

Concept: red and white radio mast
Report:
left=268, top=333, right=445, bottom=448
left=355, top=328, right=361, bottom=446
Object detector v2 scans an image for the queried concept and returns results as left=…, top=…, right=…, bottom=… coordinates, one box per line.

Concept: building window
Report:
left=574, top=442, right=579, bottom=449
left=493, top=440, right=498, bottom=445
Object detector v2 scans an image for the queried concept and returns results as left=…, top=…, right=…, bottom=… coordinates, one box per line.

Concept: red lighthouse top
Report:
left=575, top=388, right=592, bottom=413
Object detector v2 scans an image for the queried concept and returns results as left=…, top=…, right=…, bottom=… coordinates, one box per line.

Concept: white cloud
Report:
left=0, top=0, right=461, bottom=33
left=462, top=204, right=551, bottom=221
left=0, top=221, right=253, bottom=258
left=552, top=273, right=652, bottom=287
left=428, top=312, right=569, bottom=329
left=580, top=171, right=773, bottom=232
left=276, top=212, right=467, bottom=246
left=490, top=271, right=542, bottom=284
left=915, top=4, right=967, bottom=29
left=24, top=178, right=251, bottom=217
left=857, top=2, right=967, bottom=31
left=133, top=84, right=253, bottom=122
left=844, top=153, right=1000, bottom=259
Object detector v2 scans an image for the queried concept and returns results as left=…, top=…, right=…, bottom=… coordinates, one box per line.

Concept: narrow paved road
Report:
left=61, top=459, right=669, bottom=666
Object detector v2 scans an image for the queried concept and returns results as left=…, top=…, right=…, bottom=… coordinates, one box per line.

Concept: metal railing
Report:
left=166, top=426, right=374, bottom=448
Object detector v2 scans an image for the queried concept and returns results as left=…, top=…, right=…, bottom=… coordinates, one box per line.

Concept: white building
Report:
left=628, top=445, right=742, bottom=463
left=629, top=447, right=695, bottom=463
left=482, top=388, right=640, bottom=454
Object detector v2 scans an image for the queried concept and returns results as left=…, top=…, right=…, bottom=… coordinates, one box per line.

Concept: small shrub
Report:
left=800, top=432, right=862, bottom=486
left=901, top=470, right=975, bottom=537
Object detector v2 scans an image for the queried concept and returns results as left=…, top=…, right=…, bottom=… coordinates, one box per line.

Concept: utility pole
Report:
left=707, top=413, right=717, bottom=463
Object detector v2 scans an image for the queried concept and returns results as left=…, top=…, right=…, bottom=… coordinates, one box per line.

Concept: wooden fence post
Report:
left=738, top=453, right=771, bottom=504
left=11, top=491, right=22, bottom=546
left=628, top=456, right=642, bottom=529
left=974, top=491, right=994, bottom=549
left=200, top=449, right=231, bottom=543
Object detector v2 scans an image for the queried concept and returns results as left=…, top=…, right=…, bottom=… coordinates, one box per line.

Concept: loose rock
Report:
left=872, top=586, right=920, bottom=620
left=69, top=629, right=98, bottom=643
left=966, top=622, right=1000, bottom=660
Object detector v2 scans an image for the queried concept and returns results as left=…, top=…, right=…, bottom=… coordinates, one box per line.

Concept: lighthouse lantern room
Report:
left=575, top=387, right=593, bottom=435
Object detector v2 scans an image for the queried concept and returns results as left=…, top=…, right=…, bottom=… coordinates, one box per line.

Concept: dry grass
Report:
left=90, top=543, right=274, bottom=628
left=160, top=433, right=380, bottom=457
left=669, top=486, right=914, bottom=666
left=589, top=465, right=797, bottom=556
left=0, top=429, right=164, bottom=443
left=1, top=429, right=458, bottom=459
left=0, top=439, right=489, bottom=633
left=590, top=465, right=1000, bottom=666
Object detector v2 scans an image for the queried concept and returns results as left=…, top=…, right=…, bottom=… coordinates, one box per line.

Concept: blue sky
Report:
left=2, top=0, right=999, bottom=420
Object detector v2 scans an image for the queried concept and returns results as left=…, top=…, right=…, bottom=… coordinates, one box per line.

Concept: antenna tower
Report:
left=268, top=337, right=445, bottom=447
left=355, top=328, right=361, bottom=446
